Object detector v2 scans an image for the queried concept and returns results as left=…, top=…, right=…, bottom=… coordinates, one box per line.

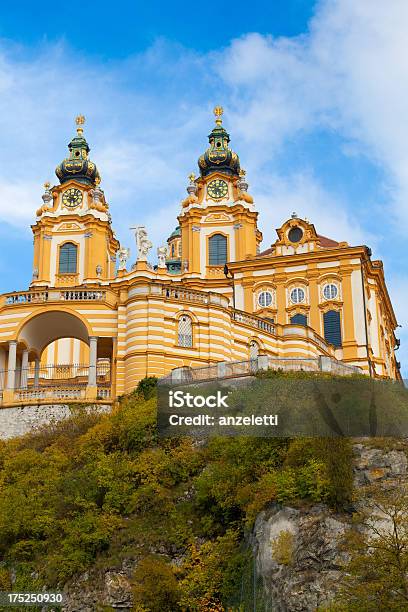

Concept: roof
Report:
left=257, top=233, right=341, bottom=258
left=317, top=234, right=340, bottom=248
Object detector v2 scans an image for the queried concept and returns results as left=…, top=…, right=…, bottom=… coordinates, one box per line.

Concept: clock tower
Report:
left=178, top=107, right=262, bottom=283
left=31, top=116, right=119, bottom=288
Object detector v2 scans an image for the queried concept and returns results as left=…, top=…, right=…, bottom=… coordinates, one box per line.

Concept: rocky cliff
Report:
left=252, top=441, right=408, bottom=611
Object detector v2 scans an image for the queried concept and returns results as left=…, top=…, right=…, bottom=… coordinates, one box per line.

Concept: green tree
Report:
left=335, top=482, right=408, bottom=611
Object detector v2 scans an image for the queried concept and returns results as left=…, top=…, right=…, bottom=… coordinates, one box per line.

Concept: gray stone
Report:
left=0, top=404, right=111, bottom=440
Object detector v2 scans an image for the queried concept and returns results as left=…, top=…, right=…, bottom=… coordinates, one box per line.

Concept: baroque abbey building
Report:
left=0, top=109, right=401, bottom=406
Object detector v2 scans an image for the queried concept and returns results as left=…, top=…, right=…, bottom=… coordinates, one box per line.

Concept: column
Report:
left=6, top=341, right=17, bottom=390
left=20, top=350, right=29, bottom=389
left=34, top=357, right=40, bottom=388
left=88, top=336, right=98, bottom=387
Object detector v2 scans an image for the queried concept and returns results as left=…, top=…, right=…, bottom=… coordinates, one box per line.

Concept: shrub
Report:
left=132, top=556, right=181, bottom=612
left=136, top=376, right=158, bottom=400
left=272, top=530, right=295, bottom=566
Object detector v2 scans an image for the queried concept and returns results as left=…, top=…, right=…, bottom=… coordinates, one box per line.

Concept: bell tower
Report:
left=179, top=107, right=262, bottom=280
left=31, top=116, right=119, bottom=288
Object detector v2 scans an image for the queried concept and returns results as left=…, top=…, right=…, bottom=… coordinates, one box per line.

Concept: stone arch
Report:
left=17, top=309, right=91, bottom=355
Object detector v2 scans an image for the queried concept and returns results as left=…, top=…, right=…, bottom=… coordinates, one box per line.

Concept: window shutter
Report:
left=59, top=243, right=78, bottom=274
left=209, top=234, right=227, bottom=265
left=290, top=313, right=307, bottom=326
left=323, top=310, right=342, bottom=347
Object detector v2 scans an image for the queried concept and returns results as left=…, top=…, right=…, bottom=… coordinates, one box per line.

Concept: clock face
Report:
left=207, top=179, right=228, bottom=200
left=62, top=188, right=83, bottom=208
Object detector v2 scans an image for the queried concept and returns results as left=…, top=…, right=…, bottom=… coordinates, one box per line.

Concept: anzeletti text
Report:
left=168, top=390, right=230, bottom=408
left=169, top=414, right=279, bottom=426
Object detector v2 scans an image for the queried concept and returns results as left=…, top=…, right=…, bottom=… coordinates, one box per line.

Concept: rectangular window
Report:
left=59, top=243, right=78, bottom=274
left=209, top=234, right=227, bottom=265
left=323, top=310, right=342, bottom=347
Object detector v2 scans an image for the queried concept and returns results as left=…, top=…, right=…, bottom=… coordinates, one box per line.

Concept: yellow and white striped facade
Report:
left=0, top=114, right=401, bottom=406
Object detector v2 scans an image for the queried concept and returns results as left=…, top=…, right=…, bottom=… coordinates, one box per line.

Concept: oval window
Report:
left=323, top=283, right=338, bottom=300
left=288, top=227, right=303, bottom=243
left=290, top=287, right=305, bottom=304
left=258, top=291, right=273, bottom=308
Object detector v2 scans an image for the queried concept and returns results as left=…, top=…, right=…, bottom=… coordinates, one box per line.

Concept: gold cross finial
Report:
left=44, top=181, right=50, bottom=190
left=188, top=172, right=196, bottom=183
left=213, top=106, right=223, bottom=125
left=75, top=114, right=85, bottom=135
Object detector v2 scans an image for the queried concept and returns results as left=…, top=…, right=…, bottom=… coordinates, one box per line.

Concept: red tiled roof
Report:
left=317, top=234, right=340, bottom=247
left=258, top=246, right=274, bottom=256
left=256, top=233, right=341, bottom=258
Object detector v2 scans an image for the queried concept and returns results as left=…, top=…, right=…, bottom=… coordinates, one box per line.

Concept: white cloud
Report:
left=217, top=0, right=408, bottom=226
left=252, top=171, right=374, bottom=249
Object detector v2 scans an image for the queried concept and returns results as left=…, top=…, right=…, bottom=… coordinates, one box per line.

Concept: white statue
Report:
left=131, top=226, right=153, bottom=261
left=117, top=247, right=130, bottom=271
left=157, top=245, right=168, bottom=268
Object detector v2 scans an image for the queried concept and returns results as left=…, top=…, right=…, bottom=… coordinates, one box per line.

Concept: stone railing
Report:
left=161, top=355, right=362, bottom=385
left=15, top=387, right=87, bottom=402
left=3, top=288, right=114, bottom=306
left=128, top=283, right=230, bottom=307
left=231, top=309, right=276, bottom=334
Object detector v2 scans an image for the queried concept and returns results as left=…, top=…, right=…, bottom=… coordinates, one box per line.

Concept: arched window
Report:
left=209, top=234, right=227, bottom=265
left=59, top=242, right=78, bottom=274
left=178, top=314, right=193, bottom=347
left=323, top=310, right=342, bottom=347
left=290, top=313, right=307, bottom=326
left=249, top=340, right=259, bottom=360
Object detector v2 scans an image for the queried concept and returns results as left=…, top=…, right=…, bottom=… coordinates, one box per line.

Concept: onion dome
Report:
left=55, top=115, right=100, bottom=186
left=198, top=107, right=240, bottom=178
left=168, top=226, right=181, bottom=240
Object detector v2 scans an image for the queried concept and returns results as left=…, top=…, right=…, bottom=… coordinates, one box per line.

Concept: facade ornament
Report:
left=36, top=181, right=53, bottom=216
left=187, top=173, right=198, bottom=195
left=237, top=169, right=248, bottom=192
left=157, top=246, right=168, bottom=268
left=183, top=259, right=189, bottom=272
left=32, top=267, right=39, bottom=279
left=96, top=264, right=103, bottom=277
left=131, top=226, right=153, bottom=261
left=291, top=211, right=298, bottom=219
left=182, top=173, right=199, bottom=208
left=42, top=182, right=53, bottom=205
left=90, top=177, right=109, bottom=212
left=117, top=247, right=130, bottom=271
left=236, top=168, right=253, bottom=205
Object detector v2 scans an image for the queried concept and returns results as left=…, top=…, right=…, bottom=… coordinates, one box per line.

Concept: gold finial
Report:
left=95, top=176, right=101, bottom=186
left=188, top=172, right=196, bottom=183
left=239, top=168, right=246, bottom=178
left=75, top=114, right=85, bottom=135
left=43, top=181, right=51, bottom=190
left=213, top=105, right=223, bottom=126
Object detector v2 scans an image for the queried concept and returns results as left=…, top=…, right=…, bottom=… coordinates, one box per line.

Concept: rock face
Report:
left=254, top=441, right=408, bottom=612
left=62, top=562, right=135, bottom=611
left=353, top=442, right=407, bottom=486
left=253, top=505, right=348, bottom=612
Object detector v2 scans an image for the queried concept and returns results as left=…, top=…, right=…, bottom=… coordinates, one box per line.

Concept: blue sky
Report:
left=0, top=0, right=406, bottom=376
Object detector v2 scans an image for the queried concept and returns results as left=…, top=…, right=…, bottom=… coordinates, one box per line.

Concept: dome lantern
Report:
left=55, top=115, right=100, bottom=186
left=198, top=107, right=240, bottom=178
